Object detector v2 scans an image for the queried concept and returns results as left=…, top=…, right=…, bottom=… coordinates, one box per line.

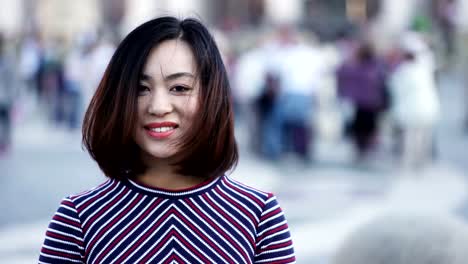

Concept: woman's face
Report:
left=134, top=39, right=199, bottom=165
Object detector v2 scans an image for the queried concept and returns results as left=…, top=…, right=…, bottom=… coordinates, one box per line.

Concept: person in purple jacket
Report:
left=39, top=16, right=295, bottom=263
left=337, top=41, right=388, bottom=161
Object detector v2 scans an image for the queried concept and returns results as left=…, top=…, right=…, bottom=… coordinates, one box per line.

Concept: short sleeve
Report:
left=254, top=194, right=296, bottom=263
left=39, top=197, right=85, bottom=263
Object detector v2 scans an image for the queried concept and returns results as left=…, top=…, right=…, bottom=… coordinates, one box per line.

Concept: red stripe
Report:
left=262, top=240, right=293, bottom=251
left=172, top=253, right=185, bottom=263
left=46, top=231, right=83, bottom=247
left=262, top=256, right=296, bottom=264
left=202, top=194, right=256, bottom=247
left=214, top=187, right=257, bottom=223
left=115, top=208, right=212, bottom=263
left=53, top=215, right=81, bottom=228
left=170, top=209, right=224, bottom=262
left=93, top=198, right=163, bottom=263
left=41, top=247, right=81, bottom=260
left=77, top=180, right=118, bottom=214
left=140, top=229, right=203, bottom=263
left=257, top=224, right=289, bottom=243
left=223, top=178, right=264, bottom=207
left=70, top=180, right=112, bottom=199
left=140, top=230, right=178, bottom=263
left=61, top=200, right=76, bottom=208
left=185, top=198, right=244, bottom=263
left=260, top=207, right=282, bottom=222
left=85, top=194, right=143, bottom=257
left=83, top=187, right=129, bottom=233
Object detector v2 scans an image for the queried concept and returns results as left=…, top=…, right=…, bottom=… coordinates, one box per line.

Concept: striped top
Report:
left=39, top=175, right=296, bottom=263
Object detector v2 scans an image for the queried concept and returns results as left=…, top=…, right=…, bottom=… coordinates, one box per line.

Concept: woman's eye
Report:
left=170, top=85, right=191, bottom=93
left=137, top=85, right=150, bottom=95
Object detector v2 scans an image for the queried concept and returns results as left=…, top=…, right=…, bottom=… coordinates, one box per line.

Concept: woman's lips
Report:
left=144, top=122, right=178, bottom=139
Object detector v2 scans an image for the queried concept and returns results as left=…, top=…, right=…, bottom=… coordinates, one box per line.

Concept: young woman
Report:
left=39, top=16, right=296, bottom=263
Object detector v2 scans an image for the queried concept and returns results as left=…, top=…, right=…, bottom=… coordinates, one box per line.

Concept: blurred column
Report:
left=371, top=0, right=419, bottom=50
left=264, top=0, right=302, bottom=24
left=122, top=0, right=208, bottom=35
left=100, top=0, right=126, bottom=41
left=37, top=0, right=100, bottom=42
left=0, top=0, right=23, bottom=36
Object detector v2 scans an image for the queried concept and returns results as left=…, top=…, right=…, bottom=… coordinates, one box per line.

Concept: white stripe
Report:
left=256, top=244, right=294, bottom=256
left=55, top=212, right=81, bottom=224
left=89, top=195, right=146, bottom=259
left=134, top=227, right=205, bottom=263
left=50, top=219, right=82, bottom=233
left=216, top=184, right=260, bottom=222
left=59, top=204, right=79, bottom=218
left=258, top=229, right=291, bottom=246
left=45, top=236, right=84, bottom=251
left=131, top=208, right=218, bottom=263
left=177, top=200, right=241, bottom=260
left=266, top=237, right=292, bottom=247
left=98, top=199, right=170, bottom=263
left=171, top=249, right=191, bottom=263
left=225, top=176, right=270, bottom=200
left=133, top=225, right=175, bottom=263
left=257, top=221, right=288, bottom=237
left=46, top=228, right=83, bottom=243
left=123, top=213, right=217, bottom=263
left=220, top=179, right=263, bottom=213
left=188, top=197, right=254, bottom=258
left=82, top=183, right=127, bottom=237
left=255, top=253, right=296, bottom=263
left=111, top=203, right=174, bottom=262
left=261, top=202, right=280, bottom=216
left=93, top=197, right=154, bottom=262
left=42, top=244, right=82, bottom=256
left=75, top=180, right=118, bottom=216
left=147, top=239, right=202, bottom=263
left=128, top=177, right=218, bottom=196
left=73, top=180, right=115, bottom=208
left=71, top=179, right=112, bottom=199
left=39, top=252, right=82, bottom=263
left=86, top=192, right=141, bottom=258
left=204, top=192, right=256, bottom=242
left=259, top=211, right=285, bottom=229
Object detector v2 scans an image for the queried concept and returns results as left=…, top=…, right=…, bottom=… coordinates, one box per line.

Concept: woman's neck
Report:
left=136, top=163, right=204, bottom=190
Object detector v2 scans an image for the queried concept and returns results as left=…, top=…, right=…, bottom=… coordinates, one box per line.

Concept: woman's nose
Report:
left=147, top=90, right=172, bottom=117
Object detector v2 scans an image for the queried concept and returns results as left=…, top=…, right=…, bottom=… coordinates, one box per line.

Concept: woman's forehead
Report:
left=142, top=39, right=197, bottom=78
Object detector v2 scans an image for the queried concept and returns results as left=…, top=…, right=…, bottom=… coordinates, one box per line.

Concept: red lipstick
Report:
left=144, top=122, right=178, bottom=139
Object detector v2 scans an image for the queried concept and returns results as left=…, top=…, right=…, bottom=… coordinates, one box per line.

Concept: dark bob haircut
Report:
left=82, top=16, right=238, bottom=180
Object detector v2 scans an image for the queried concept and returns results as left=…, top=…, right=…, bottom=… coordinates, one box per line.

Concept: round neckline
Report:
left=123, top=175, right=223, bottom=199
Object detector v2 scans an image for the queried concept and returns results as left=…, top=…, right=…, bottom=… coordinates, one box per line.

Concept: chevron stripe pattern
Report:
left=39, top=175, right=296, bottom=263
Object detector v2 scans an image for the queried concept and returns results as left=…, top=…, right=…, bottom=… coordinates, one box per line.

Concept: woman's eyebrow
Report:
left=139, top=72, right=195, bottom=82
left=164, top=72, right=195, bottom=81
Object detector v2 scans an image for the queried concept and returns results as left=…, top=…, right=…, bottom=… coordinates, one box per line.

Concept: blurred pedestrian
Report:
left=63, top=39, right=86, bottom=129
left=433, top=0, right=457, bottom=62
left=39, top=16, right=295, bottom=263
left=333, top=214, right=468, bottom=264
left=0, top=34, right=16, bottom=154
left=82, top=33, right=115, bottom=111
left=261, top=26, right=320, bottom=161
left=337, top=41, right=388, bottom=161
left=388, top=32, right=440, bottom=169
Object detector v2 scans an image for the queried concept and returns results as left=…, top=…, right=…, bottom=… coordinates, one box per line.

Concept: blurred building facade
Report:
left=0, top=0, right=441, bottom=42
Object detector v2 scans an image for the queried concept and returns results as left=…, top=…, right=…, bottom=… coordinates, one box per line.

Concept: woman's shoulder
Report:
left=220, top=175, right=276, bottom=205
left=67, top=178, right=120, bottom=204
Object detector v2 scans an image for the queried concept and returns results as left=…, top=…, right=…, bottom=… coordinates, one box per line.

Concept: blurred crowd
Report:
left=2, top=1, right=468, bottom=263
left=232, top=20, right=454, bottom=171
left=0, top=0, right=466, bottom=173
